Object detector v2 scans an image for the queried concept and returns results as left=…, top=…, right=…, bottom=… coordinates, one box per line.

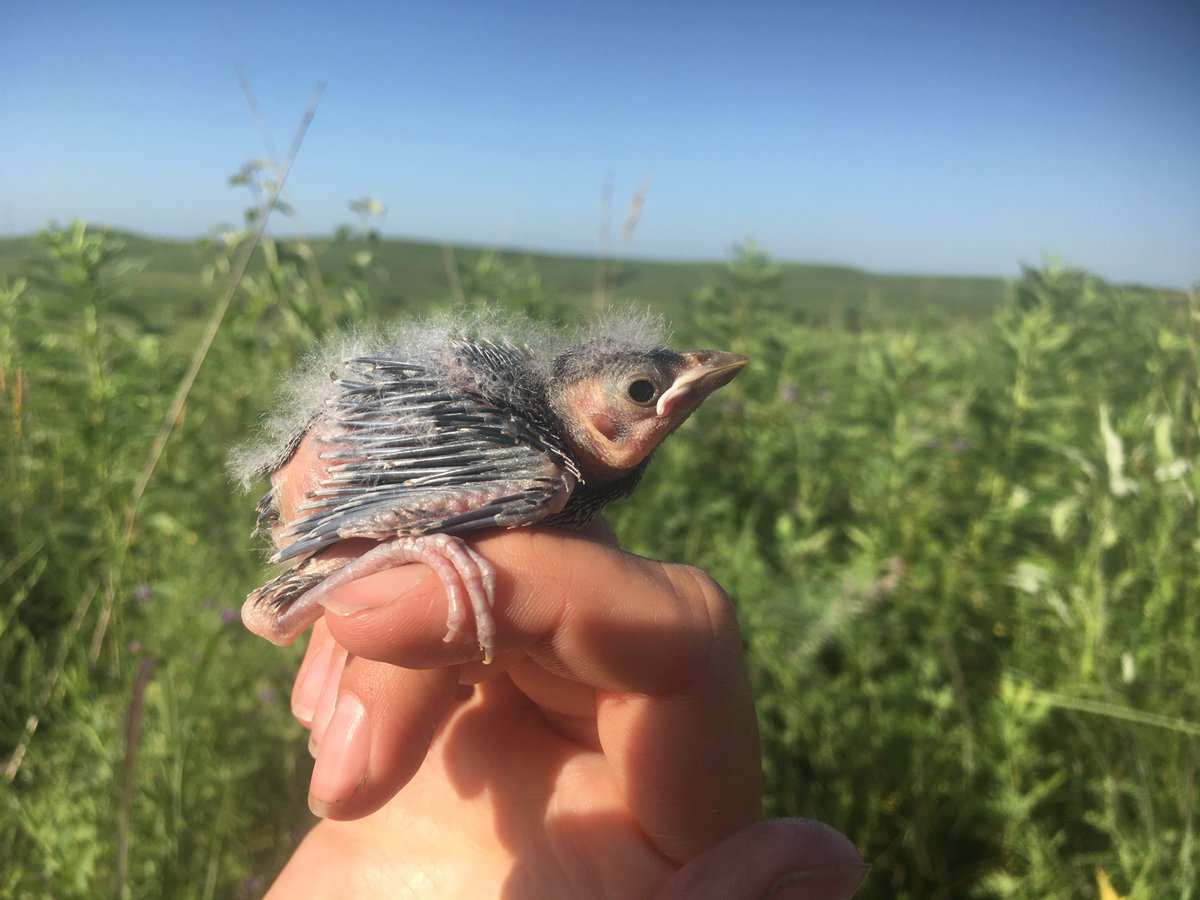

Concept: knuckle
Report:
left=667, top=563, right=737, bottom=629
left=646, top=562, right=742, bottom=691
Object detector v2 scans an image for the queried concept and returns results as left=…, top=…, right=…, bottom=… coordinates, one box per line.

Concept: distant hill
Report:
left=0, top=228, right=1019, bottom=325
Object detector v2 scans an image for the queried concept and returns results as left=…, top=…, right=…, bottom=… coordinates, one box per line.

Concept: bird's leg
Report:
left=291, top=534, right=499, bottom=663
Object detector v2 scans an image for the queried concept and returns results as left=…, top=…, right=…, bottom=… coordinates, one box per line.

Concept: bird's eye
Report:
left=626, top=378, right=658, bottom=405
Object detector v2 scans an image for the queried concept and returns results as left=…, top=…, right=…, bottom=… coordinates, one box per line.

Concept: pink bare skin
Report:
left=262, top=447, right=867, bottom=899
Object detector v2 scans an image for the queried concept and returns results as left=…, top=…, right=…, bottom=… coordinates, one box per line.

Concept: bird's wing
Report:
left=272, top=351, right=579, bottom=564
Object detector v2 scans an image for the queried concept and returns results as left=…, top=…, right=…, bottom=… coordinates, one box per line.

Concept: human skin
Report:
left=262, top=454, right=867, bottom=899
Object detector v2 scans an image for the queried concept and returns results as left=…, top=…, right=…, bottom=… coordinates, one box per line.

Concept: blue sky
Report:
left=3, top=1, right=1197, bottom=287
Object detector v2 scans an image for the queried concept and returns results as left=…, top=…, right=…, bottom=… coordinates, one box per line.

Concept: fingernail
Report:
left=317, top=568, right=423, bottom=617
left=309, top=647, right=349, bottom=754
left=309, top=691, right=370, bottom=817
left=292, top=638, right=334, bottom=725
left=765, top=864, right=870, bottom=900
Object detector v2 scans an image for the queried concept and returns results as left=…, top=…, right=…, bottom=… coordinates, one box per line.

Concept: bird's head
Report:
left=550, top=346, right=747, bottom=479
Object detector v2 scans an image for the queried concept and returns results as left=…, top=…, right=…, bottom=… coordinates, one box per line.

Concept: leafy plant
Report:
left=1, top=220, right=1195, bottom=898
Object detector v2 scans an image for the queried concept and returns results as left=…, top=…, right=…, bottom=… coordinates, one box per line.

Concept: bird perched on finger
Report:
left=233, top=310, right=747, bottom=663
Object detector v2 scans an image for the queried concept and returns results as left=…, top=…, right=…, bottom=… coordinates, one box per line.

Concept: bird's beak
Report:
left=656, top=350, right=749, bottom=417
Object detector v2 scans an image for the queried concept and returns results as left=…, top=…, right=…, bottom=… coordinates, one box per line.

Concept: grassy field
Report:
left=0, top=221, right=1196, bottom=898
left=0, top=230, right=1014, bottom=328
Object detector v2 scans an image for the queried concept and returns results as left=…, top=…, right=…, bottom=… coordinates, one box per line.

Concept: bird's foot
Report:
left=288, top=534, right=500, bottom=663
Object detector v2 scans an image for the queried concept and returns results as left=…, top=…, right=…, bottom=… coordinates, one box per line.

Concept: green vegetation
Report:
left=0, top=229, right=1014, bottom=330
left=0, top=218, right=1195, bottom=898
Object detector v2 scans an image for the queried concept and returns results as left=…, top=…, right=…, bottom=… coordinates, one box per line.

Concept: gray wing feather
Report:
left=272, top=351, right=579, bottom=563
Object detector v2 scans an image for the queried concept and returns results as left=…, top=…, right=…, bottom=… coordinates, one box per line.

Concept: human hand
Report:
left=261, top=457, right=866, bottom=898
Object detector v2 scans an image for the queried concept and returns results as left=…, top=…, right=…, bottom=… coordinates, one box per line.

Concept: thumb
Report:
left=656, top=818, right=868, bottom=900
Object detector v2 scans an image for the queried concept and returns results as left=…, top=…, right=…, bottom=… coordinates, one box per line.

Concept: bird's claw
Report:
left=282, top=533, right=499, bottom=663
left=423, top=534, right=498, bottom=663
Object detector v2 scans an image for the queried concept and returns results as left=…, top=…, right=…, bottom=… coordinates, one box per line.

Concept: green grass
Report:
left=0, top=222, right=1196, bottom=898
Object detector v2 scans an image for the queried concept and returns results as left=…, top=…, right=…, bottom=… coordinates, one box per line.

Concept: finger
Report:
left=308, top=641, right=350, bottom=752
left=656, top=819, right=868, bottom=900
left=316, top=527, right=762, bottom=860
left=590, top=562, right=762, bottom=862
left=291, top=618, right=339, bottom=727
left=307, top=656, right=463, bottom=820
left=318, top=528, right=710, bottom=687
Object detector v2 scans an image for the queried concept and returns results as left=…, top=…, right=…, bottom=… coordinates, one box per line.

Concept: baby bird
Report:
left=235, top=312, right=746, bottom=662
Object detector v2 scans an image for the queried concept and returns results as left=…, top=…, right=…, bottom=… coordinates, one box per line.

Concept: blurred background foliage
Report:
left=0, top=206, right=1195, bottom=898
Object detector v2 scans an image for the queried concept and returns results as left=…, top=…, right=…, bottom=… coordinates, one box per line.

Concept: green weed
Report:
left=0, top=219, right=1194, bottom=899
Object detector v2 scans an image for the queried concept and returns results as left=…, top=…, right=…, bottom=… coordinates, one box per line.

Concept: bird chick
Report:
left=235, top=311, right=746, bottom=663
